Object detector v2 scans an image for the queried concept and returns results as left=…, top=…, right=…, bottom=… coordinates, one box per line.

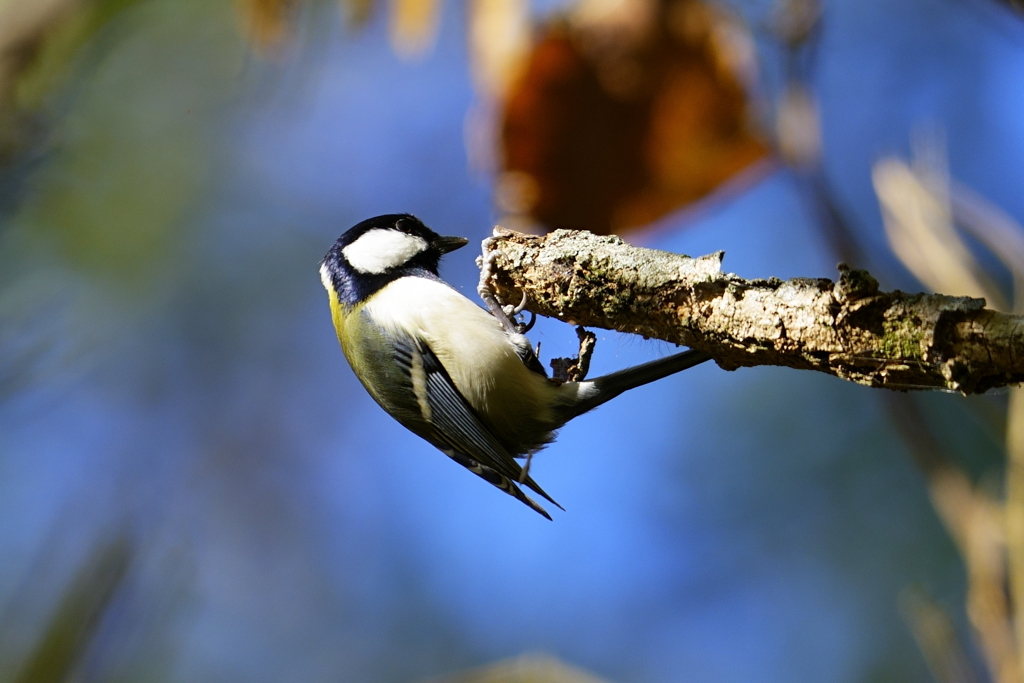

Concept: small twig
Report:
left=1005, top=389, right=1024, bottom=659
left=900, top=588, right=981, bottom=683
left=888, top=394, right=1020, bottom=683
left=549, top=327, right=597, bottom=382
left=931, top=469, right=1018, bottom=683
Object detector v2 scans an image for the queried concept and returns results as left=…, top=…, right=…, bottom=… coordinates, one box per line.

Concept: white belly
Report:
left=363, top=276, right=559, bottom=437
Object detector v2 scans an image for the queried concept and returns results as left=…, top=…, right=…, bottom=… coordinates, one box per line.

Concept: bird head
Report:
left=320, top=214, right=469, bottom=307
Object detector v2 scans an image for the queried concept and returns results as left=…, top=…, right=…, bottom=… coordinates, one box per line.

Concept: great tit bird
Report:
left=320, top=214, right=711, bottom=519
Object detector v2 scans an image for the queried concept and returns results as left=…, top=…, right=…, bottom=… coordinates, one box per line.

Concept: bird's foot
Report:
left=502, top=292, right=536, bottom=333
left=478, top=238, right=535, bottom=334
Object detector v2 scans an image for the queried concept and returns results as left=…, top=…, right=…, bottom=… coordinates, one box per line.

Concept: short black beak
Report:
left=434, top=235, right=469, bottom=254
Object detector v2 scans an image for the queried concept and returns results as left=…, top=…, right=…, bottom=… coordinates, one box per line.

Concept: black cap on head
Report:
left=320, top=214, right=469, bottom=306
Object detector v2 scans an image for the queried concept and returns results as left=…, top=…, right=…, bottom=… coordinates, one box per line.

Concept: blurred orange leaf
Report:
left=499, top=0, right=768, bottom=234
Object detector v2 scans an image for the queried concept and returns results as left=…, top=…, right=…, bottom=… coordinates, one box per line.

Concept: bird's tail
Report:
left=444, top=449, right=555, bottom=520
left=562, top=349, right=711, bottom=422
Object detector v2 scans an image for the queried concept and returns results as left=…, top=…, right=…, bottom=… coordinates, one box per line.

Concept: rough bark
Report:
left=481, top=228, right=1024, bottom=395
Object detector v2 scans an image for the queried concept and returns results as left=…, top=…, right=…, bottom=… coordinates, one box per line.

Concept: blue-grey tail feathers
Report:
left=444, top=348, right=711, bottom=520
left=564, top=349, right=712, bottom=421
left=444, top=448, right=556, bottom=520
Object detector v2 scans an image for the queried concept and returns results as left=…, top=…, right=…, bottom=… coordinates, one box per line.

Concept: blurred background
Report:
left=1, top=0, right=1024, bottom=681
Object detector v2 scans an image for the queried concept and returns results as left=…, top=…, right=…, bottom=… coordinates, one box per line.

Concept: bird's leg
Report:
left=477, top=242, right=519, bottom=334
left=519, top=451, right=534, bottom=484
left=478, top=239, right=534, bottom=334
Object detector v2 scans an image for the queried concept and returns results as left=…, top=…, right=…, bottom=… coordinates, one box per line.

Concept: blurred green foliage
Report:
left=9, top=538, right=132, bottom=683
left=12, top=0, right=247, bottom=286
left=13, top=0, right=146, bottom=111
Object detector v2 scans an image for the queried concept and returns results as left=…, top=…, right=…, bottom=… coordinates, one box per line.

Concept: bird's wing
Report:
left=392, top=335, right=562, bottom=516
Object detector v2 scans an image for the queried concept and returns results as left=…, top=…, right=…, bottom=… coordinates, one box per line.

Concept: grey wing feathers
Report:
left=392, top=335, right=562, bottom=517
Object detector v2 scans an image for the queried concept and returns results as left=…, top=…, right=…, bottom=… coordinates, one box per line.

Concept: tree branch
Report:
left=481, top=228, right=1024, bottom=395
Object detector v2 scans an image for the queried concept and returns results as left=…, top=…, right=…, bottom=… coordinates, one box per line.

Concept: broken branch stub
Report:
left=481, top=228, right=1024, bottom=394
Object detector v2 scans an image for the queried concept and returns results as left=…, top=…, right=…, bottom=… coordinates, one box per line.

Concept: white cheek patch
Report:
left=342, top=229, right=429, bottom=274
